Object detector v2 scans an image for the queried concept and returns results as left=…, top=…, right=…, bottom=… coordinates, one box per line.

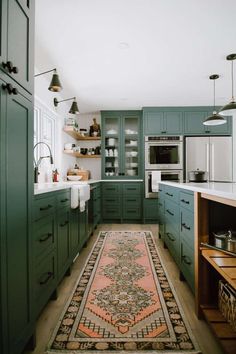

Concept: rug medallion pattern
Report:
left=47, top=231, right=199, bottom=353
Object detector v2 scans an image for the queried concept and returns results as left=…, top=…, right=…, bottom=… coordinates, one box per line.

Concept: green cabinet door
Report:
left=184, top=111, right=207, bottom=135
left=0, top=0, right=7, bottom=66
left=1, top=0, right=34, bottom=94
left=164, top=111, right=183, bottom=134
left=70, top=208, right=80, bottom=260
left=57, top=209, right=70, bottom=280
left=143, top=198, right=158, bottom=223
left=0, top=76, right=34, bottom=354
left=143, top=111, right=163, bottom=135
left=143, top=109, right=183, bottom=135
left=79, top=207, right=88, bottom=250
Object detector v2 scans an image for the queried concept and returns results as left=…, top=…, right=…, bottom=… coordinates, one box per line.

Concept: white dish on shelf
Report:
left=130, top=162, right=138, bottom=167
left=67, top=175, right=82, bottom=181
left=107, top=129, right=117, bottom=134
left=130, top=151, right=138, bottom=157
left=126, top=169, right=136, bottom=176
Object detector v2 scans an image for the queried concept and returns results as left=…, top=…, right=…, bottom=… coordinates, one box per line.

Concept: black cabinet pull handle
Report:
left=40, top=204, right=52, bottom=211
left=166, top=192, right=173, bottom=197
left=182, top=255, right=192, bottom=265
left=127, top=199, right=136, bottom=202
left=2, top=83, right=18, bottom=95
left=39, top=233, right=53, bottom=243
left=166, top=209, right=174, bottom=216
left=60, top=198, right=69, bottom=203
left=158, top=202, right=163, bottom=207
left=2, top=61, right=19, bottom=74
left=166, top=232, right=175, bottom=241
left=182, top=223, right=191, bottom=230
left=161, top=131, right=166, bottom=134
left=60, top=220, right=69, bottom=227
left=205, top=130, right=210, bottom=133
left=181, top=199, right=190, bottom=204
left=39, top=271, right=53, bottom=285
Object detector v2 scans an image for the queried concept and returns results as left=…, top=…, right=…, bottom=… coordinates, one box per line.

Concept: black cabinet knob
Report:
left=2, top=61, right=19, bottom=74
left=2, top=83, right=18, bottom=95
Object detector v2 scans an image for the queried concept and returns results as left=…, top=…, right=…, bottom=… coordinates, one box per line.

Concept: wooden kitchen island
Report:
left=159, top=182, right=236, bottom=354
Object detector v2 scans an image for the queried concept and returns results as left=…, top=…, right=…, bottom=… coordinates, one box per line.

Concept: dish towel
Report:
left=151, top=171, right=161, bottom=192
left=70, top=185, right=81, bottom=209
left=79, top=184, right=90, bottom=212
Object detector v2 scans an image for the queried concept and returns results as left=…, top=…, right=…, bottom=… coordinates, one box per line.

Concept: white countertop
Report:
left=34, top=179, right=144, bottom=195
left=160, top=181, right=236, bottom=201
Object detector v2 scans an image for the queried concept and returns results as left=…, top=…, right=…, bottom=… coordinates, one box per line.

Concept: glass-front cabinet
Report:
left=101, top=111, right=142, bottom=179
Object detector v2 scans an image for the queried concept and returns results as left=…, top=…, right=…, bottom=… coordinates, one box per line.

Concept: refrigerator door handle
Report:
left=206, top=143, right=210, bottom=175
left=210, top=143, right=214, bottom=180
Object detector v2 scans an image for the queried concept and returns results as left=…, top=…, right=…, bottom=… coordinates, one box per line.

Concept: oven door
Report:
left=161, top=170, right=183, bottom=182
left=145, top=170, right=183, bottom=198
left=145, top=142, right=183, bottom=170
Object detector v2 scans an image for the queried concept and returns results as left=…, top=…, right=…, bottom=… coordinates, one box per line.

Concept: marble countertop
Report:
left=34, top=179, right=144, bottom=195
left=159, top=181, right=236, bottom=201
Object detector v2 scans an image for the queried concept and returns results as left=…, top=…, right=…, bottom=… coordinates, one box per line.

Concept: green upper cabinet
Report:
left=0, top=0, right=34, bottom=94
left=101, top=111, right=142, bottom=179
left=183, top=108, right=232, bottom=135
left=143, top=108, right=183, bottom=135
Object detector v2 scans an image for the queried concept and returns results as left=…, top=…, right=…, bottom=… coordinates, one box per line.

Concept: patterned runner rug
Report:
left=47, top=231, right=200, bottom=353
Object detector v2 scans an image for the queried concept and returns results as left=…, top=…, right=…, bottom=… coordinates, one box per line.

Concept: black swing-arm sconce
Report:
left=35, top=68, right=62, bottom=92
left=54, top=97, right=79, bottom=114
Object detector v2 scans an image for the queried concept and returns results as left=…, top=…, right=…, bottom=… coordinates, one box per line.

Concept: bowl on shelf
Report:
left=126, top=169, right=136, bottom=176
left=107, top=129, right=117, bottom=135
left=130, top=151, right=138, bottom=157
left=130, top=162, right=138, bottom=167
left=67, top=175, right=82, bottom=181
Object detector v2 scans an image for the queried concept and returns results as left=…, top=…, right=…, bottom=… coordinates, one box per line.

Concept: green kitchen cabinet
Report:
left=183, top=109, right=232, bottom=135
left=70, top=208, right=80, bottom=259
left=0, top=73, right=34, bottom=354
left=102, top=182, right=142, bottom=222
left=157, top=184, right=165, bottom=238
left=0, top=0, right=34, bottom=94
left=79, top=205, right=89, bottom=250
left=143, top=198, right=158, bottom=223
left=101, top=111, right=142, bottom=179
left=89, top=183, right=101, bottom=233
left=143, top=108, right=183, bottom=135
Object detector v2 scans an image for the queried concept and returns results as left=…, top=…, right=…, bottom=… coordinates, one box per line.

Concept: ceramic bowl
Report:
left=67, top=175, right=82, bottom=181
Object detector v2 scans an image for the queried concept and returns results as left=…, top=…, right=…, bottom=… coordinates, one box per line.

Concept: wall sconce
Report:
left=219, top=53, right=236, bottom=116
left=53, top=97, right=79, bottom=114
left=35, top=68, right=62, bottom=92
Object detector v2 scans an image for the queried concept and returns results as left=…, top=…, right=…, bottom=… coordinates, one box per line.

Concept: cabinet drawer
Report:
left=123, top=183, right=141, bottom=195
left=180, top=208, right=194, bottom=249
left=102, top=206, right=121, bottom=219
left=123, top=207, right=141, bottom=219
left=158, top=184, right=165, bottom=194
left=123, top=196, right=141, bottom=206
left=164, top=185, right=179, bottom=202
left=57, top=190, right=70, bottom=209
left=179, top=191, right=194, bottom=212
left=34, top=196, right=55, bottom=221
left=165, top=199, right=179, bottom=229
left=180, top=241, right=195, bottom=293
left=102, top=183, right=120, bottom=195
left=34, top=215, right=56, bottom=259
left=103, top=195, right=120, bottom=206
left=165, top=222, right=180, bottom=265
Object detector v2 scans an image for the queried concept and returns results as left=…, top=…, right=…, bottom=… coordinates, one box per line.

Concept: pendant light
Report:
left=54, top=97, right=79, bottom=114
left=219, top=53, right=236, bottom=116
left=35, top=68, right=62, bottom=92
left=203, top=74, right=226, bottom=126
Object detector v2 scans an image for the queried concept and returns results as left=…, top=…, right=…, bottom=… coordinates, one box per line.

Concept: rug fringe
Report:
left=46, top=350, right=201, bottom=354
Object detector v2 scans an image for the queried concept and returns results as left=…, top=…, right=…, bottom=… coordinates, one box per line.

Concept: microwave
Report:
left=145, top=136, right=183, bottom=170
left=145, top=170, right=183, bottom=198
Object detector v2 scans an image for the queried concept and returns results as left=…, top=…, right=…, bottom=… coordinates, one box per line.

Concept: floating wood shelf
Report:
left=64, top=150, right=101, bottom=158
left=63, top=127, right=101, bottom=140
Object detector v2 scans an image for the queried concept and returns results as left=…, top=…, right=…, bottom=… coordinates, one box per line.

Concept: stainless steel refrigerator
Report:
left=185, top=136, right=233, bottom=182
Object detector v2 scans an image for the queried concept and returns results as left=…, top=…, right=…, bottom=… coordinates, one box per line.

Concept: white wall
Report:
left=232, top=113, right=236, bottom=182
left=34, top=69, right=101, bottom=181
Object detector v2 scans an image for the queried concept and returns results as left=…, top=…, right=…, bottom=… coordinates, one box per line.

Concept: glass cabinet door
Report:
left=104, top=117, right=120, bottom=177
left=123, top=115, right=139, bottom=178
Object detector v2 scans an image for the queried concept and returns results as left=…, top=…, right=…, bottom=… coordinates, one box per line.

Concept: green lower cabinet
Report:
left=180, top=241, right=195, bottom=293
left=57, top=209, right=71, bottom=281
left=143, top=198, right=158, bottom=223
left=89, top=183, right=101, bottom=234
left=102, top=182, right=142, bottom=222
left=70, top=208, right=80, bottom=259
left=79, top=206, right=88, bottom=249
left=165, top=222, right=180, bottom=266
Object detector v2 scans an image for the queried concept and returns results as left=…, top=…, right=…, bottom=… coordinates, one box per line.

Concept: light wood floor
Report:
left=24, top=224, right=224, bottom=354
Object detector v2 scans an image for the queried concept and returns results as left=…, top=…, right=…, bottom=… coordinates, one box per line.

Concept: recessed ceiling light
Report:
left=119, top=42, right=130, bottom=49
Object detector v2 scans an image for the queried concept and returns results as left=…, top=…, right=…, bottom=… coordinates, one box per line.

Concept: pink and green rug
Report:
left=47, top=231, right=200, bottom=353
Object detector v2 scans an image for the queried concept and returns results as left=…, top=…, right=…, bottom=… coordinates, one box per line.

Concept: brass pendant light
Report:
left=54, top=97, right=79, bottom=114
left=203, top=74, right=226, bottom=126
left=219, top=53, right=236, bottom=116
left=35, top=68, right=62, bottom=92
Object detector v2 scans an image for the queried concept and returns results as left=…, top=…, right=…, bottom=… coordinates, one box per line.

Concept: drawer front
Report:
left=34, top=250, right=57, bottom=315
left=57, top=190, right=70, bottom=209
left=165, top=222, right=180, bottom=265
left=102, top=183, right=120, bottom=195
left=123, top=183, right=141, bottom=195
left=179, top=191, right=194, bottom=212
left=180, top=208, right=194, bottom=249
left=158, top=184, right=165, bottom=195
left=93, top=184, right=101, bottom=199
left=102, top=206, right=121, bottom=219
left=180, top=241, right=195, bottom=293
left=34, top=196, right=55, bottom=221
left=158, top=199, right=165, bottom=223
left=123, top=196, right=141, bottom=207
left=34, top=215, right=56, bottom=259
left=103, top=195, right=120, bottom=206
left=123, top=207, right=141, bottom=219
left=165, top=199, right=179, bottom=230
left=164, top=185, right=179, bottom=203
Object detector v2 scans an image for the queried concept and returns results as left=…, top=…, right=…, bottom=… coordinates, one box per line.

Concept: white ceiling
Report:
left=35, top=0, right=236, bottom=113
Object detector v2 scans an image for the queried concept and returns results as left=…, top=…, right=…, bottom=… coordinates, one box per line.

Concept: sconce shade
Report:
left=203, top=111, right=226, bottom=126
left=69, top=100, right=79, bottom=114
left=48, top=72, right=62, bottom=92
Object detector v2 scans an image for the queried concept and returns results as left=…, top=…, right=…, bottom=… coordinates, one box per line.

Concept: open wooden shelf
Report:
left=63, top=150, right=101, bottom=158
left=63, top=127, right=101, bottom=140
left=201, top=305, right=236, bottom=354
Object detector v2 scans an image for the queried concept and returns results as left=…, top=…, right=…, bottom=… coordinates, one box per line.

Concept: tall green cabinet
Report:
left=0, top=1, right=35, bottom=353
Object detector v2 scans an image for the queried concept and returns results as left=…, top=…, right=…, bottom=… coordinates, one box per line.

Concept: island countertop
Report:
left=159, top=181, right=236, bottom=201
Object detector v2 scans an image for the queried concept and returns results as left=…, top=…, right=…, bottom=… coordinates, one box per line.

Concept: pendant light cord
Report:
left=231, top=60, right=235, bottom=101
left=213, top=78, right=216, bottom=110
